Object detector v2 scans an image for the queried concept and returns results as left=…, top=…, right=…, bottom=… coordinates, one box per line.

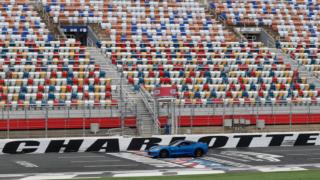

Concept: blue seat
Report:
left=71, top=93, right=77, bottom=99
left=88, top=85, right=94, bottom=92
left=194, top=91, right=201, bottom=99
left=48, top=93, right=55, bottom=100
left=19, top=93, right=26, bottom=100
left=49, top=85, right=55, bottom=92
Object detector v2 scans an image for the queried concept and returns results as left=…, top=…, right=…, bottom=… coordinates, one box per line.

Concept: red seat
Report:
left=38, top=85, right=44, bottom=92
left=105, top=91, right=112, bottom=98
left=66, top=85, right=72, bottom=92
left=36, top=93, right=43, bottom=100
left=27, top=78, right=33, bottom=85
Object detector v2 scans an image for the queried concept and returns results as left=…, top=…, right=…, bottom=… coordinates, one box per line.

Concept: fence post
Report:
left=190, top=105, right=194, bottom=134
left=67, top=106, right=70, bottom=137
left=82, top=105, right=86, bottom=137
left=1, top=108, right=4, bottom=138
left=89, top=106, right=92, bottom=135
left=173, top=99, right=177, bottom=134
left=178, top=105, right=181, bottom=134
left=7, top=105, right=9, bottom=139
left=212, top=105, right=215, bottom=128
left=124, top=102, right=127, bottom=128
left=222, top=103, right=225, bottom=123
left=271, top=103, right=275, bottom=125
left=308, top=103, right=311, bottom=126
left=25, top=107, right=28, bottom=138
left=289, top=102, right=292, bottom=130
left=45, top=105, right=48, bottom=138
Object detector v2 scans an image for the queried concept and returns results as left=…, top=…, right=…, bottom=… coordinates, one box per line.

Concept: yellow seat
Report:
left=60, top=85, right=66, bottom=93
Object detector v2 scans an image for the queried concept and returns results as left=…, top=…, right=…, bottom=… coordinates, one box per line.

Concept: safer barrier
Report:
left=0, top=117, right=136, bottom=130
left=0, top=132, right=319, bottom=154
left=159, top=114, right=320, bottom=126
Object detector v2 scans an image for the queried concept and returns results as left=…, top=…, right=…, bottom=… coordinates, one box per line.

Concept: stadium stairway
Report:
left=206, top=3, right=247, bottom=41
left=89, top=24, right=110, bottom=41
left=209, top=3, right=320, bottom=89
left=87, top=47, right=156, bottom=137
left=273, top=48, right=320, bottom=88
left=35, top=1, right=66, bottom=40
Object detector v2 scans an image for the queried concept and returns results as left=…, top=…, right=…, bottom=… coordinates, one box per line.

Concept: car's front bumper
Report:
left=147, top=151, right=159, bottom=157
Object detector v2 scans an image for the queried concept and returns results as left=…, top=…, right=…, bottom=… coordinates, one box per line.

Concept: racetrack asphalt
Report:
left=1, top=145, right=320, bottom=179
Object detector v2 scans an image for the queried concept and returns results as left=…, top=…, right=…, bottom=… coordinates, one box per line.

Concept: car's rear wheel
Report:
left=159, top=150, right=169, bottom=158
left=194, top=148, right=204, bottom=157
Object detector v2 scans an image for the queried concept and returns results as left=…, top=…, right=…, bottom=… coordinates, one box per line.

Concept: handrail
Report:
left=139, top=85, right=160, bottom=134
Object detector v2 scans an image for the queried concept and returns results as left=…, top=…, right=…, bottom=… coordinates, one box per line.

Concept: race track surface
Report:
left=1, top=146, right=320, bottom=179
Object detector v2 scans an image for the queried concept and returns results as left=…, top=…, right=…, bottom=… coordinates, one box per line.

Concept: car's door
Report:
left=174, top=141, right=193, bottom=156
left=169, top=144, right=181, bottom=156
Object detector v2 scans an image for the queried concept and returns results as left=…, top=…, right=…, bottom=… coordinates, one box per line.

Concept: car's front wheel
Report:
left=194, top=148, right=204, bottom=157
left=159, top=150, right=169, bottom=158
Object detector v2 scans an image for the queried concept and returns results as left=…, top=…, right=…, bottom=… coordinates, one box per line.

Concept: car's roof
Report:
left=173, top=140, right=195, bottom=143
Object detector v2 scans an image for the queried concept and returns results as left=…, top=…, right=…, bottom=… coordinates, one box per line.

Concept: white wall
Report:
left=0, top=132, right=319, bottom=154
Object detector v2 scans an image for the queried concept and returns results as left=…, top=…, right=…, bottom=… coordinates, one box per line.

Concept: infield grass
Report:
left=81, top=170, right=320, bottom=180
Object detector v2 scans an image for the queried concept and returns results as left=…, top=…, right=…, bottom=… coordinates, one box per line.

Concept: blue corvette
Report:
left=147, top=140, right=208, bottom=158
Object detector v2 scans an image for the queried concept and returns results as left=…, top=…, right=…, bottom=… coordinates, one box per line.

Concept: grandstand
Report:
left=0, top=0, right=319, bottom=138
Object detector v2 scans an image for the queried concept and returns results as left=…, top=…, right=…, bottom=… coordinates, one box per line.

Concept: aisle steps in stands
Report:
left=275, top=48, right=320, bottom=87
left=36, top=2, right=66, bottom=40
left=88, top=47, right=155, bottom=136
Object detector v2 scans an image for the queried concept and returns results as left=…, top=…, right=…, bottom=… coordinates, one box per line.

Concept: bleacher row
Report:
left=88, top=0, right=319, bottom=105
left=0, top=0, right=119, bottom=109
left=0, top=39, right=118, bottom=108
left=37, top=0, right=320, bottom=106
left=0, top=0, right=51, bottom=41
left=211, top=0, right=320, bottom=82
left=11, top=0, right=320, bottom=107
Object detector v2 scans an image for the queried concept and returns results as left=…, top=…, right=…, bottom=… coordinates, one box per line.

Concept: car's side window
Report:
left=179, top=142, right=191, bottom=146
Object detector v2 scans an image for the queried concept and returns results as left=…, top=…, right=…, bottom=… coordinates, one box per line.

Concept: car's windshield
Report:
left=169, top=140, right=183, bottom=146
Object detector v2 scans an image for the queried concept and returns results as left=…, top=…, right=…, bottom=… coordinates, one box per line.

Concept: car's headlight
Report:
left=149, top=146, right=160, bottom=151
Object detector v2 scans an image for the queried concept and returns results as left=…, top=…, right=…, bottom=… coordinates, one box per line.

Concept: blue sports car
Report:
left=147, top=140, right=208, bottom=158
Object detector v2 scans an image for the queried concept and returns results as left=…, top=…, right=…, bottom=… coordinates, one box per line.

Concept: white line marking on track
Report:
left=19, top=174, right=76, bottom=180
left=58, top=156, right=105, bottom=159
left=177, top=170, right=225, bottom=175
left=71, top=160, right=120, bottom=163
left=72, top=177, right=101, bottom=179
left=113, top=172, right=163, bottom=177
left=113, top=170, right=225, bottom=177
left=264, top=149, right=320, bottom=152
left=15, top=161, right=38, bottom=168
left=84, top=164, right=138, bottom=168
left=256, top=167, right=307, bottom=172
left=0, top=174, right=25, bottom=178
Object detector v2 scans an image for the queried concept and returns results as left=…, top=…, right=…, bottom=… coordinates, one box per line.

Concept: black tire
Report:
left=194, top=148, right=204, bottom=157
left=159, top=150, right=169, bottom=158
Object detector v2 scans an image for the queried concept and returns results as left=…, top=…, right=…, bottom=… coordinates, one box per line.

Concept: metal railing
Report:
left=158, top=102, right=320, bottom=134
left=0, top=97, right=320, bottom=138
left=0, top=103, right=138, bottom=139
left=139, top=86, right=160, bottom=134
